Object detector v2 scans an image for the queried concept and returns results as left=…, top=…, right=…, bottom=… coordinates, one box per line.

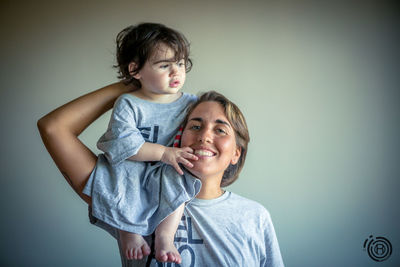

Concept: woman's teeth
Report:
left=194, top=150, right=214, bottom=157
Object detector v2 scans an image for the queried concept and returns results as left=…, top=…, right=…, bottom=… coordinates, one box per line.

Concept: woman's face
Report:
left=181, top=101, right=241, bottom=180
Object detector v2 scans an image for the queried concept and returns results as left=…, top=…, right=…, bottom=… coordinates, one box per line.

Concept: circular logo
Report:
left=363, top=235, right=392, bottom=262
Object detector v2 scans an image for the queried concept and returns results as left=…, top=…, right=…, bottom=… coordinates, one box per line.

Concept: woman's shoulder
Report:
left=228, top=192, right=268, bottom=208
left=226, top=192, right=271, bottom=219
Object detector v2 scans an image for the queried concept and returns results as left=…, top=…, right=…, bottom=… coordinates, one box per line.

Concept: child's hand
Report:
left=161, top=147, right=198, bottom=175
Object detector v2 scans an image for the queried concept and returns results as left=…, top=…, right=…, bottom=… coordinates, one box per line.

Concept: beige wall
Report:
left=1, top=1, right=399, bottom=266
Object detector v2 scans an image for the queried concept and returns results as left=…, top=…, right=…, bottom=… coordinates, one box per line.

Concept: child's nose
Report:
left=169, top=64, right=178, bottom=76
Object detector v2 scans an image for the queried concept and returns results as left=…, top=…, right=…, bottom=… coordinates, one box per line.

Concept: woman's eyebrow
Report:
left=215, top=119, right=231, bottom=128
left=189, top=118, right=231, bottom=128
left=189, top=117, right=202, bottom=122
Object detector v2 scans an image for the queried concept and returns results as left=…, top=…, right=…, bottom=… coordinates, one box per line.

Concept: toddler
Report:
left=83, top=23, right=201, bottom=264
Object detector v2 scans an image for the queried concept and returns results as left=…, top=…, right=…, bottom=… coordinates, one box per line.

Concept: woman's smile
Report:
left=193, top=147, right=216, bottom=157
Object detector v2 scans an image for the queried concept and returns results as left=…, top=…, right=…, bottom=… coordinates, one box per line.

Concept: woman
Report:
left=38, top=82, right=284, bottom=266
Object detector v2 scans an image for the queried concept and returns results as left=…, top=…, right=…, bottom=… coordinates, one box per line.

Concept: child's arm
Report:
left=128, top=143, right=198, bottom=175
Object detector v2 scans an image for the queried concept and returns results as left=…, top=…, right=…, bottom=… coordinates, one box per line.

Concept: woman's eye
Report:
left=217, top=128, right=226, bottom=134
left=190, top=125, right=200, bottom=130
left=160, top=64, right=169, bottom=69
left=178, top=62, right=185, bottom=67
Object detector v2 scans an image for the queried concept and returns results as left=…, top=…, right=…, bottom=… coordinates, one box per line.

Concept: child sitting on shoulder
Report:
left=83, top=23, right=201, bottom=264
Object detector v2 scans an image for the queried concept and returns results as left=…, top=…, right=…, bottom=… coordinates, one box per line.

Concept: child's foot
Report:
left=119, top=230, right=151, bottom=260
left=155, top=235, right=181, bottom=263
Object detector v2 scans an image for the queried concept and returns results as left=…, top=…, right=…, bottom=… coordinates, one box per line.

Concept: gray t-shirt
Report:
left=83, top=92, right=201, bottom=236
left=101, top=191, right=284, bottom=266
left=97, top=93, right=197, bottom=165
left=148, top=191, right=284, bottom=267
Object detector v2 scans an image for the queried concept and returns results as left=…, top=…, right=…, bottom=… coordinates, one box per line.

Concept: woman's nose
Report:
left=198, top=128, right=212, bottom=143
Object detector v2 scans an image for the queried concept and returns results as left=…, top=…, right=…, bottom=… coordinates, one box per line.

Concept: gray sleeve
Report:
left=97, top=95, right=145, bottom=165
left=262, top=213, right=284, bottom=267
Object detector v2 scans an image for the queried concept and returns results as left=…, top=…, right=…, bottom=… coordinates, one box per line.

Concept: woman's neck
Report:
left=195, top=178, right=225, bottom=200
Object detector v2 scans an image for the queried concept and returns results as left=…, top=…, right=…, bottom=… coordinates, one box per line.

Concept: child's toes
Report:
left=166, top=252, right=176, bottom=262
left=137, top=249, right=143, bottom=260
left=156, top=251, right=168, bottom=262
left=133, top=248, right=139, bottom=260
left=125, top=249, right=131, bottom=260
left=142, top=245, right=151, bottom=256
left=175, top=254, right=182, bottom=264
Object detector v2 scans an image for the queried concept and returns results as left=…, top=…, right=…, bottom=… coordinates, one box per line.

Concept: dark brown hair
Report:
left=114, top=23, right=193, bottom=88
left=182, top=91, right=250, bottom=187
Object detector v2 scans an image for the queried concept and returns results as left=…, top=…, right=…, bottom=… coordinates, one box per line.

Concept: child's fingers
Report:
left=182, top=152, right=198, bottom=160
left=179, top=158, right=194, bottom=168
left=173, top=162, right=184, bottom=175
left=181, top=146, right=194, bottom=153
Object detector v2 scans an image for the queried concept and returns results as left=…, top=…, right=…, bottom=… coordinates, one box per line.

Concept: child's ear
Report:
left=128, top=62, right=140, bottom=79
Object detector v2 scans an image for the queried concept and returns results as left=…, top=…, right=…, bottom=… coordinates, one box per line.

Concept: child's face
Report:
left=132, top=43, right=186, bottom=96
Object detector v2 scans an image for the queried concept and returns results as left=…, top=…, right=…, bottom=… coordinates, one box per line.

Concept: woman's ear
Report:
left=230, top=146, right=241, bottom=165
left=128, top=62, right=140, bottom=79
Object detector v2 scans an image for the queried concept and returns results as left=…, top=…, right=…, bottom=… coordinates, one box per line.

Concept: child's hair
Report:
left=114, top=23, right=193, bottom=88
left=181, top=91, right=250, bottom=187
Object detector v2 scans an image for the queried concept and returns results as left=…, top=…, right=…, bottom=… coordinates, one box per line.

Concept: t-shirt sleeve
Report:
left=261, top=212, right=285, bottom=267
left=97, top=95, right=145, bottom=165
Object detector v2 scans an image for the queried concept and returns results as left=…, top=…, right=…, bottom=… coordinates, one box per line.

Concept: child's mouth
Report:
left=169, top=80, right=180, bottom=87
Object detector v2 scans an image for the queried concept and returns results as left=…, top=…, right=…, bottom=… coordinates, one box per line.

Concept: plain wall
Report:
left=1, top=1, right=399, bottom=266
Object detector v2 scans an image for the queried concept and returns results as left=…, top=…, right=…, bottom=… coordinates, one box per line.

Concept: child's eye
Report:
left=178, top=62, right=185, bottom=67
left=190, top=125, right=200, bottom=130
left=160, top=64, right=169, bottom=69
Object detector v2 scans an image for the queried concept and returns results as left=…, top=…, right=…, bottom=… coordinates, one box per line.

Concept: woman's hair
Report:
left=114, top=23, right=193, bottom=88
left=182, top=91, right=250, bottom=187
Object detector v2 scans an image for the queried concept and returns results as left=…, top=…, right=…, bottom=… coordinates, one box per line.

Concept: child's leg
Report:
left=154, top=203, right=184, bottom=264
left=119, top=230, right=151, bottom=260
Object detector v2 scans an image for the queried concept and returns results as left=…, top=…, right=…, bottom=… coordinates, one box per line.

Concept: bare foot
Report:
left=119, top=230, right=151, bottom=260
left=155, top=235, right=181, bottom=264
